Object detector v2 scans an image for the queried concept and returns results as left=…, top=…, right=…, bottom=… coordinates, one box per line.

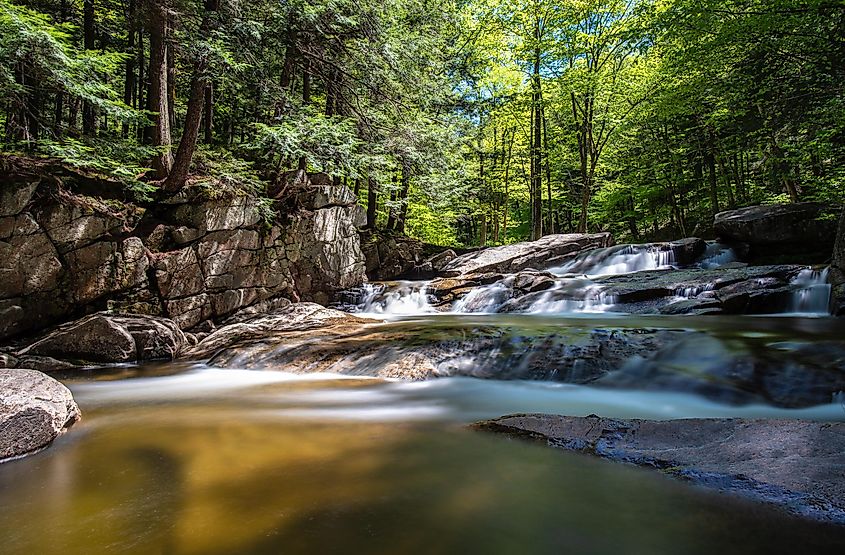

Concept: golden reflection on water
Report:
left=0, top=405, right=844, bottom=555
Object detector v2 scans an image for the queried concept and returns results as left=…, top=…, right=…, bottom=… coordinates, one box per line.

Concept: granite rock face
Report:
left=0, top=369, right=80, bottom=461
left=0, top=168, right=367, bottom=340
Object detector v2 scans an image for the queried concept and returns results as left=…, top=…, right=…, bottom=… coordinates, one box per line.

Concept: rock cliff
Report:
left=0, top=160, right=367, bottom=340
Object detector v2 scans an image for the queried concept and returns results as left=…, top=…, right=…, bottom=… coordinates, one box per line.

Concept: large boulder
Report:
left=473, top=415, right=845, bottom=523
left=0, top=369, right=80, bottom=461
left=440, top=233, right=613, bottom=277
left=18, top=313, right=188, bottom=363
left=714, top=203, right=839, bottom=262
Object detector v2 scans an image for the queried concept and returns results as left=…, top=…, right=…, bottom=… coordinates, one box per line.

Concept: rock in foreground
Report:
left=0, top=369, right=80, bottom=461
left=473, top=414, right=845, bottom=524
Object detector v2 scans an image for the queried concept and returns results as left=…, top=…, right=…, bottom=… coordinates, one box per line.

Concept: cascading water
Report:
left=451, top=277, right=515, bottom=313
left=788, top=267, right=831, bottom=315
left=549, top=244, right=677, bottom=277
left=524, top=281, right=618, bottom=314
left=353, top=281, right=435, bottom=315
left=695, top=242, right=738, bottom=269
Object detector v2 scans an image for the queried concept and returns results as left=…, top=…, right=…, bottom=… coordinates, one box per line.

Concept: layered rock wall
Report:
left=0, top=169, right=366, bottom=340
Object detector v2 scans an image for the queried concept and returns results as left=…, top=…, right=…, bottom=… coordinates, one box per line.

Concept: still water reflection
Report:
left=0, top=369, right=843, bottom=554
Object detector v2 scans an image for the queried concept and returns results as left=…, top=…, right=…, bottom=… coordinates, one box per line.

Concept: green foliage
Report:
left=3, top=0, right=842, bottom=242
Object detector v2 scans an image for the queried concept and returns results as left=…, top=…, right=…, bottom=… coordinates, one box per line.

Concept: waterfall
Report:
left=788, top=268, right=831, bottom=315
left=549, top=244, right=676, bottom=277
left=694, top=243, right=738, bottom=269
left=451, top=278, right=514, bottom=313
left=524, top=281, right=618, bottom=314
left=355, top=281, right=435, bottom=315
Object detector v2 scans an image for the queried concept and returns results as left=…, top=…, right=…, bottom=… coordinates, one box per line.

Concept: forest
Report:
left=2, top=0, right=844, bottom=246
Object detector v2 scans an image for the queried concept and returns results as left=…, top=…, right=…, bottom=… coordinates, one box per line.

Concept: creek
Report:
left=1, top=241, right=843, bottom=553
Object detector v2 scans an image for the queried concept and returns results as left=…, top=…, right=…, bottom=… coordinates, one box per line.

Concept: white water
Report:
left=549, top=244, right=677, bottom=278
left=349, top=242, right=831, bottom=318
left=524, top=281, right=618, bottom=314
left=68, top=367, right=845, bottom=423
left=788, top=268, right=832, bottom=315
left=356, top=281, right=435, bottom=316
left=695, top=242, right=738, bottom=269
left=452, top=278, right=514, bottom=313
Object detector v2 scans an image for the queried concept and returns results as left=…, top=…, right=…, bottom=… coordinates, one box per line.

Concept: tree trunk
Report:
left=298, top=59, right=311, bottom=171
left=386, top=173, right=398, bottom=231
left=161, top=0, right=218, bottom=193
left=167, top=29, right=177, bottom=133
left=54, top=0, right=69, bottom=130
left=502, top=128, right=513, bottom=243
left=543, top=107, right=553, bottom=234
left=396, top=169, right=411, bottom=234
left=530, top=22, right=543, bottom=241
left=82, top=0, right=96, bottom=136
left=147, top=0, right=172, bottom=177
left=162, top=72, right=205, bottom=192
left=203, top=83, right=213, bottom=143
left=136, top=25, right=145, bottom=141
left=705, top=130, right=720, bottom=216
left=123, top=0, right=136, bottom=137
left=366, top=178, right=378, bottom=229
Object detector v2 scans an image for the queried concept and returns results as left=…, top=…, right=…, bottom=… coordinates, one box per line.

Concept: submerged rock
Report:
left=0, top=369, right=80, bottom=461
left=440, top=233, right=612, bottom=276
left=473, top=414, right=845, bottom=524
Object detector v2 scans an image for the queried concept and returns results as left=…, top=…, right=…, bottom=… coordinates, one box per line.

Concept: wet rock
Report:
left=187, top=302, right=376, bottom=360
left=441, top=233, right=613, bottom=276
left=194, top=313, right=689, bottom=384
left=599, top=265, right=802, bottom=313
left=15, top=355, right=80, bottom=373
left=473, top=414, right=845, bottom=524
left=0, top=369, right=80, bottom=461
left=714, top=203, right=839, bottom=262
left=670, top=237, right=707, bottom=265
left=19, top=313, right=188, bottom=363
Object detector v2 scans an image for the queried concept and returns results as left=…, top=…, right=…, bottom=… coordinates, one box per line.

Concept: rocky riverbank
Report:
left=472, top=414, right=845, bottom=524
left=0, top=157, right=366, bottom=341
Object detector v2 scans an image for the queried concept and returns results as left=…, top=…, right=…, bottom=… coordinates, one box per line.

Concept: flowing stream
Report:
left=1, top=242, right=843, bottom=553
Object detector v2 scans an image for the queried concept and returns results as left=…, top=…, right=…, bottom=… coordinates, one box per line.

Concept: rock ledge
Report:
left=473, top=413, right=845, bottom=524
